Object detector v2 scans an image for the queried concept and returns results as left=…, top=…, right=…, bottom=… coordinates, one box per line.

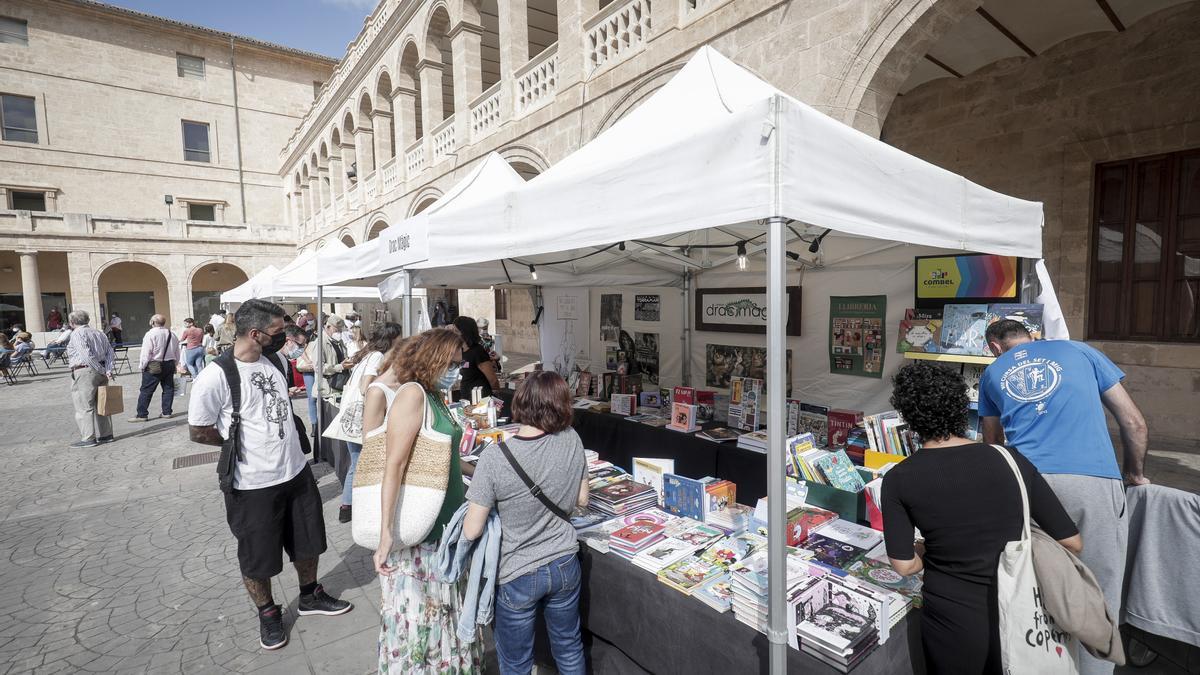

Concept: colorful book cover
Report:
left=986, top=303, right=1044, bottom=340
left=702, top=480, right=737, bottom=520
left=693, top=575, right=734, bottom=612
left=639, top=391, right=662, bottom=408
left=696, top=390, right=716, bottom=422
left=812, top=450, right=867, bottom=492
left=632, top=457, right=674, bottom=505
left=846, top=559, right=923, bottom=609
left=786, top=433, right=817, bottom=479
left=610, top=522, right=666, bottom=547
left=667, top=402, right=699, bottom=432
left=787, top=506, right=839, bottom=546
left=701, top=533, right=763, bottom=568
left=617, top=508, right=677, bottom=527
left=672, top=386, right=696, bottom=406
left=662, top=473, right=707, bottom=520
left=611, top=393, right=637, bottom=416
left=799, top=403, right=830, bottom=447
left=814, top=519, right=883, bottom=551
left=729, top=550, right=770, bottom=590
left=593, top=478, right=655, bottom=502
left=803, top=534, right=867, bottom=571
left=658, top=557, right=725, bottom=594
left=576, top=371, right=594, bottom=398
left=938, top=303, right=990, bottom=355
left=826, top=409, right=863, bottom=448
left=895, top=319, right=942, bottom=353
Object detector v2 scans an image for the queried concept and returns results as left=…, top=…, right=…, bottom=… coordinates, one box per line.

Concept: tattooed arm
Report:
left=190, top=425, right=224, bottom=446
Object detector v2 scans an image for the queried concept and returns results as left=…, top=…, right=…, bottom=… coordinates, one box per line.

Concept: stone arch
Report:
left=462, top=0, right=501, bottom=90
left=94, top=258, right=173, bottom=342
left=366, top=216, right=389, bottom=241
left=338, top=228, right=357, bottom=248
left=408, top=186, right=445, bottom=216
left=189, top=261, right=249, bottom=321
left=593, top=60, right=685, bottom=138
left=375, top=70, right=396, bottom=163
left=399, top=40, right=424, bottom=142
left=822, top=0, right=980, bottom=137
left=424, top=4, right=456, bottom=123
left=342, top=109, right=356, bottom=136
left=498, top=144, right=550, bottom=178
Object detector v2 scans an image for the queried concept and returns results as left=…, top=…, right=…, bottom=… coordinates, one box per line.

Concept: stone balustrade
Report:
left=432, top=118, right=457, bottom=164
left=584, top=0, right=652, bottom=75
left=515, top=45, right=559, bottom=116
left=380, top=158, right=400, bottom=192
left=405, top=139, right=427, bottom=175
left=470, top=82, right=503, bottom=141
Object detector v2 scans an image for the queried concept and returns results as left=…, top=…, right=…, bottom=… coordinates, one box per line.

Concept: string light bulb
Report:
left=529, top=264, right=538, bottom=281
left=736, top=241, right=748, bottom=271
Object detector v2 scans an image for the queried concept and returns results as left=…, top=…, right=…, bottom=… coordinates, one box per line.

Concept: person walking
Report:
left=463, top=371, right=589, bottom=674
left=980, top=320, right=1149, bottom=675
left=883, top=362, right=1081, bottom=674
left=208, top=308, right=227, bottom=334
left=130, top=314, right=180, bottom=422
left=373, top=327, right=482, bottom=673
left=187, top=298, right=352, bottom=650
left=108, top=312, right=123, bottom=344
left=65, top=310, right=116, bottom=448
left=180, top=318, right=206, bottom=378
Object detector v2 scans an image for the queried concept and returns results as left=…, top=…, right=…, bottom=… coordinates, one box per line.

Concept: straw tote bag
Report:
left=992, top=445, right=1078, bottom=675
left=352, top=382, right=452, bottom=550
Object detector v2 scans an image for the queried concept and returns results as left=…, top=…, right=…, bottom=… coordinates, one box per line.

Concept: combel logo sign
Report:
left=924, top=268, right=953, bottom=286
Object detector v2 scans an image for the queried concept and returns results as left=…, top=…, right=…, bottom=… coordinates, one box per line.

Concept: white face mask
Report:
left=437, top=365, right=461, bottom=391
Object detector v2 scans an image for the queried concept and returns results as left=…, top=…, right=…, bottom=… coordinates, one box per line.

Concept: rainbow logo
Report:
left=916, top=255, right=1017, bottom=299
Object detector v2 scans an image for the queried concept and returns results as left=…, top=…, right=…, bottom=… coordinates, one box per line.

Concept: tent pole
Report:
left=315, top=284, right=324, bottom=462
left=401, top=271, right=413, bottom=337
left=766, top=215, right=788, bottom=674
left=681, top=270, right=692, bottom=386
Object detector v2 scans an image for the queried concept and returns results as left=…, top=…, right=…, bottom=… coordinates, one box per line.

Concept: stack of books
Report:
left=796, top=602, right=878, bottom=672
left=692, top=575, right=735, bottom=613
left=658, top=556, right=725, bottom=595
left=736, top=430, right=770, bottom=452
left=813, top=519, right=884, bottom=552
left=609, top=522, right=667, bottom=559
left=861, top=411, right=919, bottom=457
left=707, top=502, right=753, bottom=532
left=801, top=534, right=869, bottom=572
left=789, top=444, right=867, bottom=493
left=696, top=427, right=740, bottom=443
left=699, top=532, right=766, bottom=569
left=662, top=474, right=714, bottom=520
left=589, top=479, right=658, bottom=517
left=729, top=551, right=814, bottom=633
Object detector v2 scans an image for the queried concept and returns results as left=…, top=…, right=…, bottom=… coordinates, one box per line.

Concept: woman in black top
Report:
left=453, top=316, right=500, bottom=400
left=882, top=362, right=1082, bottom=675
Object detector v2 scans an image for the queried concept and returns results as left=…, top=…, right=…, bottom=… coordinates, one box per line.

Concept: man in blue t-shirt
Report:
left=980, top=319, right=1149, bottom=675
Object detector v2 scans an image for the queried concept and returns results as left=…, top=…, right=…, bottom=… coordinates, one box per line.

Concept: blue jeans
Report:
left=342, top=441, right=361, bottom=505
left=301, top=372, right=318, bottom=426
left=494, top=553, right=584, bottom=675
left=135, top=361, right=175, bottom=418
left=184, top=346, right=206, bottom=377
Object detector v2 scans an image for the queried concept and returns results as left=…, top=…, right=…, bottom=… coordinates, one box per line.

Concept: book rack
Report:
left=902, top=352, right=995, bottom=365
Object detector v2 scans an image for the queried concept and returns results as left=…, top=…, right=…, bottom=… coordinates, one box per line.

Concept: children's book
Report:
left=693, top=575, right=734, bottom=612
left=701, top=533, right=765, bottom=568
left=658, top=556, right=725, bottom=594
left=986, top=303, right=1044, bottom=340
left=672, top=522, right=725, bottom=548
left=814, top=519, right=883, bottom=551
left=633, top=537, right=700, bottom=572
left=610, top=522, right=666, bottom=548
left=938, top=304, right=990, bottom=355
left=696, top=390, right=716, bottom=422
left=787, top=506, right=839, bottom=546
left=798, top=403, right=830, bottom=447
left=845, top=558, right=923, bottom=609
left=639, top=391, right=662, bottom=409
left=811, top=450, right=867, bottom=492
left=632, top=457, right=675, bottom=505
left=803, top=534, right=867, bottom=571
left=667, top=402, right=700, bottom=432
left=662, top=474, right=710, bottom=520
left=672, top=386, right=696, bottom=406
left=895, top=319, right=942, bottom=353
left=702, top=480, right=737, bottom=521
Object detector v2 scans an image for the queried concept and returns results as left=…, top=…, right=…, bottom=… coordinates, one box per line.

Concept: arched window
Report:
left=399, top=42, right=424, bottom=143
left=426, top=7, right=456, bottom=122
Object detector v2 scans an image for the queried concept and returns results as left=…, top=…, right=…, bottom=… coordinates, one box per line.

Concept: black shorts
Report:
left=223, top=464, right=327, bottom=578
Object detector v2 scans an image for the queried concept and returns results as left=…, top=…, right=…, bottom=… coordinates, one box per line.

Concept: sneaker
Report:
left=96, top=436, right=114, bottom=444
left=127, top=416, right=149, bottom=423
left=338, top=505, right=352, bottom=523
left=161, top=413, right=175, bottom=419
left=70, top=440, right=98, bottom=448
left=297, top=585, right=353, bottom=617
left=258, top=604, right=288, bottom=650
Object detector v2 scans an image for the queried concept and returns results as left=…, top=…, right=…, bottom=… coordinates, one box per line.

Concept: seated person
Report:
left=12, top=332, right=35, bottom=362
left=42, top=328, right=71, bottom=364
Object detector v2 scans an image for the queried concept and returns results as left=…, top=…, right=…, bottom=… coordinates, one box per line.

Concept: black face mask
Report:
left=262, top=330, right=288, bottom=353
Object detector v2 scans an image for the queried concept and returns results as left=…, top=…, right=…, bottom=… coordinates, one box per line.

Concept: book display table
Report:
left=576, top=545, right=923, bottom=674
left=572, top=409, right=778, bottom=507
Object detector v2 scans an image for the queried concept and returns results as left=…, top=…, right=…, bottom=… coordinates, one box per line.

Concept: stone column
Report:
left=298, top=186, right=310, bottom=222
left=394, top=86, right=420, bottom=150
left=328, top=155, right=344, bottom=198
left=308, top=175, right=322, bottom=224
left=166, top=261, right=190, bottom=328
left=17, top=250, right=44, bottom=332
left=498, top=0, right=530, bottom=83
left=556, top=0, right=588, bottom=91
left=450, top=23, right=484, bottom=113
left=44, top=190, right=58, bottom=213
left=354, top=125, right=376, bottom=178
left=339, top=140, right=357, bottom=186
left=418, top=61, right=446, bottom=134
left=66, top=250, right=95, bottom=317
left=292, top=190, right=304, bottom=227
left=317, top=166, right=332, bottom=208
left=372, top=111, right=395, bottom=167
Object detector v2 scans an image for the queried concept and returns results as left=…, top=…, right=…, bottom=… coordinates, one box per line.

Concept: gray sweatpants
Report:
left=72, top=369, right=113, bottom=441
left=1042, top=473, right=1128, bottom=675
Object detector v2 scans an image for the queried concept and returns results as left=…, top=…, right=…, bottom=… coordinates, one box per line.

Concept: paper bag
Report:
left=97, top=384, right=124, bottom=417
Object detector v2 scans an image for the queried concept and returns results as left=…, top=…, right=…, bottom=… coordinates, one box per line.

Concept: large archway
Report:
left=367, top=219, right=388, bottom=241
left=97, top=261, right=170, bottom=344
left=190, top=262, right=248, bottom=322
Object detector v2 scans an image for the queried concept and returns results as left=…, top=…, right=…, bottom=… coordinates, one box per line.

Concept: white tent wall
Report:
left=585, top=286, right=686, bottom=390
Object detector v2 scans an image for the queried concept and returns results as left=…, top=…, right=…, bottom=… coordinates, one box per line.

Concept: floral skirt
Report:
left=378, top=542, right=484, bottom=674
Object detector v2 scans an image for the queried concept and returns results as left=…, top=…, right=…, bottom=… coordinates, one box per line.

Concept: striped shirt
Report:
left=67, top=325, right=114, bottom=374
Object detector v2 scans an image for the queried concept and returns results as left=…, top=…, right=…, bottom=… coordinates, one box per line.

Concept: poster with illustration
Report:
left=539, top=288, right=590, bottom=377
left=829, top=296, right=886, bottom=378
left=634, top=332, right=660, bottom=385
left=634, top=294, right=661, bottom=321
left=600, top=294, right=623, bottom=342
left=705, top=344, right=792, bottom=395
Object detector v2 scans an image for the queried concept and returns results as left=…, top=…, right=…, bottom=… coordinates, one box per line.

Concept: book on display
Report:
left=609, top=522, right=666, bottom=558
left=814, top=519, right=884, bottom=551
left=811, top=450, right=867, bottom=492
left=786, top=506, right=838, bottom=547
left=802, top=534, right=867, bottom=571
left=696, top=427, right=740, bottom=443
left=611, top=393, right=637, bottom=416
left=736, top=430, right=770, bottom=452
left=658, top=556, right=725, bottom=595
left=693, top=575, right=735, bottom=612
left=672, top=386, right=696, bottom=405
left=939, top=303, right=990, bottom=355
left=632, top=457, right=675, bottom=505
left=845, top=558, right=923, bottom=609
left=895, top=318, right=943, bottom=353
left=798, top=403, right=831, bottom=447
left=700, top=532, right=766, bottom=569
left=662, top=474, right=712, bottom=520
left=667, top=402, right=700, bottom=432
left=632, top=537, right=701, bottom=573
left=576, top=518, right=627, bottom=553
left=670, top=522, right=724, bottom=548
left=701, top=480, right=736, bottom=522
left=706, top=502, right=754, bottom=532
left=696, top=390, right=716, bottom=422
left=986, top=302, right=1044, bottom=340
left=589, top=478, right=658, bottom=517
left=826, top=409, right=863, bottom=448
left=962, top=363, right=985, bottom=403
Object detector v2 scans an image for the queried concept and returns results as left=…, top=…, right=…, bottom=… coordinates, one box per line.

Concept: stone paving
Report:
left=1, top=362, right=1197, bottom=674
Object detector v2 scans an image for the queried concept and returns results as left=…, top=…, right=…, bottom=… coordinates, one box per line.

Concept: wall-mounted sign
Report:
left=914, top=253, right=1019, bottom=309
left=829, top=295, right=886, bottom=379
left=375, top=218, right=430, bottom=272
left=694, top=287, right=801, bottom=335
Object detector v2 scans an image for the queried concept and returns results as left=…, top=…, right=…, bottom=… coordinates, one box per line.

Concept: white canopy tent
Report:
left=322, top=46, right=1057, bottom=671
left=265, top=241, right=383, bottom=301
left=220, top=265, right=279, bottom=304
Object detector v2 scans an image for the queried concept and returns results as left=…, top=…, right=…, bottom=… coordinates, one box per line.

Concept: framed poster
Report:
left=914, top=253, right=1019, bottom=310
left=634, top=294, right=660, bottom=321
left=704, top=343, right=793, bottom=395
left=694, top=287, right=802, bottom=335
left=600, top=293, right=622, bottom=342
left=634, top=332, right=659, bottom=385
left=829, top=295, right=886, bottom=378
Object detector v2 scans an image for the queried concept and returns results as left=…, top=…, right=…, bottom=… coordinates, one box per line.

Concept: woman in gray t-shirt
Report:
left=464, top=371, right=589, bottom=675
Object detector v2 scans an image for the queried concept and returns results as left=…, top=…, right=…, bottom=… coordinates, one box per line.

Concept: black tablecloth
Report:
left=575, top=546, right=925, bottom=674
left=573, top=409, right=776, bottom=507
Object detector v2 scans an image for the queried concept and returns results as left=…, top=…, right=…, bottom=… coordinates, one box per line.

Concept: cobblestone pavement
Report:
left=1, top=363, right=1196, bottom=675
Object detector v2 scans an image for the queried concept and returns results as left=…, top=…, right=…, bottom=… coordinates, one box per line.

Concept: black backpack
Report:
left=213, top=350, right=311, bottom=494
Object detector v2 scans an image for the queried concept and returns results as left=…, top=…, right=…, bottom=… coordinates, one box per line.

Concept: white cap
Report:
left=298, top=309, right=308, bottom=315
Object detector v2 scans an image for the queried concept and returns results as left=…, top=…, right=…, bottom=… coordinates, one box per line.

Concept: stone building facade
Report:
left=0, top=0, right=334, bottom=339
left=283, top=0, right=1199, bottom=447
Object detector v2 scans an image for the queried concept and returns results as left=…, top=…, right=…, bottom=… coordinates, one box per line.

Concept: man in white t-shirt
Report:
left=188, top=299, right=352, bottom=650
left=207, top=309, right=226, bottom=333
